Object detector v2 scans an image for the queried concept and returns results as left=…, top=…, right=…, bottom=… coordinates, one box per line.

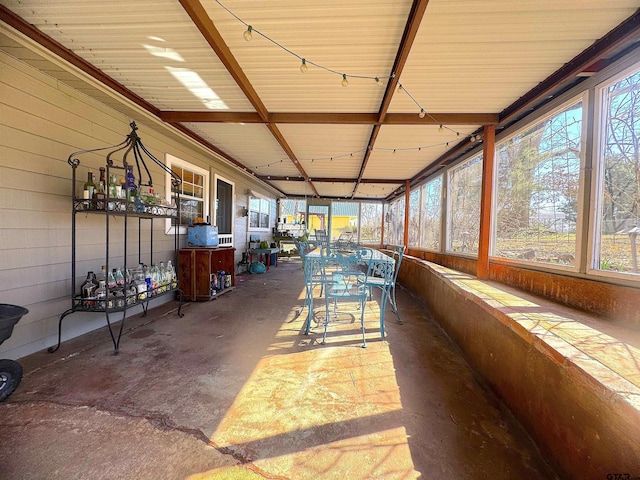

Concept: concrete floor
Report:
left=0, top=258, right=560, bottom=480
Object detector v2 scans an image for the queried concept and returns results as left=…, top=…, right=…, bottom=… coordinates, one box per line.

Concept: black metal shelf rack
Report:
left=50, top=122, right=184, bottom=355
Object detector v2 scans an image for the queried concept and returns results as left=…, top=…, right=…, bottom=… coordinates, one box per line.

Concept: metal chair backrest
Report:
left=321, top=246, right=370, bottom=299
left=315, top=229, right=329, bottom=247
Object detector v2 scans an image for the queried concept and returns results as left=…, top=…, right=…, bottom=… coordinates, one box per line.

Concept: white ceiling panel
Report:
left=1, top=0, right=637, bottom=200
left=390, top=0, right=639, bottom=114
left=354, top=183, right=400, bottom=200
left=269, top=180, right=315, bottom=197
left=182, top=122, right=299, bottom=176
left=362, top=124, right=479, bottom=180
left=2, top=0, right=254, bottom=111
left=276, top=123, right=372, bottom=179
left=203, top=0, right=412, bottom=112
left=314, top=182, right=356, bottom=199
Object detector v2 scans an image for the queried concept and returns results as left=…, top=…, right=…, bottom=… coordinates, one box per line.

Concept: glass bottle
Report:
left=108, top=269, right=117, bottom=290
left=94, top=167, right=106, bottom=210
left=80, top=271, right=98, bottom=307
left=108, top=174, right=117, bottom=210
left=95, top=280, right=107, bottom=309
left=166, top=260, right=177, bottom=289
left=83, top=169, right=96, bottom=208
left=126, top=165, right=137, bottom=200
left=119, top=178, right=127, bottom=199
left=115, top=267, right=125, bottom=287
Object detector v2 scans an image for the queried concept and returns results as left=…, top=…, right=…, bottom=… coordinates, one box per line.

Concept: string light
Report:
left=212, top=0, right=473, bottom=150
left=243, top=25, right=253, bottom=41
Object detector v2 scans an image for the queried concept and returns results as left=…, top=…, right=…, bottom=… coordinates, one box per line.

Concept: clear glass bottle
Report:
left=95, top=280, right=107, bottom=309
left=80, top=271, right=98, bottom=307
left=108, top=269, right=117, bottom=290
left=115, top=267, right=125, bottom=287
left=108, top=174, right=118, bottom=210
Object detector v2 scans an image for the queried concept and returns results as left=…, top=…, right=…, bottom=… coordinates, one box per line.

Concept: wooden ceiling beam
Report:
left=258, top=176, right=404, bottom=184
left=353, top=0, right=430, bottom=198
left=178, top=0, right=317, bottom=195
left=159, top=111, right=498, bottom=125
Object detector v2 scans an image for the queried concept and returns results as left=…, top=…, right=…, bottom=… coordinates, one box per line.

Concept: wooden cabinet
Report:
left=178, top=247, right=236, bottom=301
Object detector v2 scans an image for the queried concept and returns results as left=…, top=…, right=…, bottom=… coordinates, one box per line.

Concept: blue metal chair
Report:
left=319, top=246, right=371, bottom=347
left=293, top=239, right=324, bottom=315
left=364, top=245, right=405, bottom=339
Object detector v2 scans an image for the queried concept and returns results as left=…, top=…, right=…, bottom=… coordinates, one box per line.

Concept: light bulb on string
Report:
left=341, top=74, right=348, bottom=87
left=300, top=58, right=308, bottom=73
left=243, top=25, right=253, bottom=41
left=439, top=124, right=443, bottom=132
left=397, top=84, right=403, bottom=93
left=375, top=77, right=384, bottom=88
left=419, top=109, right=426, bottom=119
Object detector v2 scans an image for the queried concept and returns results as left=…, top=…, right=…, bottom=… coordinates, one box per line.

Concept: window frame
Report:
left=489, top=93, right=587, bottom=273
left=164, top=153, right=209, bottom=235
left=587, top=61, right=640, bottom=282
left=446, top=153, right=483, bottom=256
left=248, top=191, right=272, bottom=232
left=419, top=174, right=443, bottom=252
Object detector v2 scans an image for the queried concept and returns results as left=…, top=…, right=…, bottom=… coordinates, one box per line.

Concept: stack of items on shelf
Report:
left=79, top=261, right=177, bottom=311
left=80, top=165, right=177, bottom=216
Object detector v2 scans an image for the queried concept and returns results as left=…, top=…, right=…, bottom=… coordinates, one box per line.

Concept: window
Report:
left=165, top=154, right=209, bottom=234
left=330, top=201, right=358, bottom=242
left=249, top=194, right=271, bottom=231
left=360, top=202, right=383, bottom=244
left=384, top=197, right=405, bottom=246
left=592, top=66, right=640, bottom=277
left=408, top=189, right=420, bottom=246
left=447, top=155, right=482, bottom=254
left=493, top=99, right=583, bottom=267
left=420, top=175, right=442, bottom=250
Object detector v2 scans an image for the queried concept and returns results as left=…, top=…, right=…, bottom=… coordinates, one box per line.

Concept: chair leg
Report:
left=360, top=299, right=367, bottom=348
left=322, top=296, right=330, bottom=344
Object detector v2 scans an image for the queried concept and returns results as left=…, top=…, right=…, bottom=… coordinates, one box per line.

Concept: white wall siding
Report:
left=0, top=52, right=278, bottom=359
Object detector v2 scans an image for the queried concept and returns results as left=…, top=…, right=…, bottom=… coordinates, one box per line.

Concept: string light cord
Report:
left=212, top=0, right=476, bottom=162
left=214, top=0, right=392, bottom=82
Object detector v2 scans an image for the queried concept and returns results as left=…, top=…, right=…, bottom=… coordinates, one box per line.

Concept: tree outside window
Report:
left=420, top=176, right=442, bottom=250
left=594, top=67, right=640, bottom=275
left=448, top=155, right=482, bottom=254
left=493, top=99, right=583, bottom=266
left=360, top=202, right=382, bottom=244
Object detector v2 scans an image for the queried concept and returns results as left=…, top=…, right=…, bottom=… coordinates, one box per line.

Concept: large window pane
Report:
left=360, top=202, right=382, bottom=244
left=448, top=155, right=482, bottom=254
left=594, top=68, right=640, bottom=275
left=384, top=197, right=405, bottom=246
left=494, top=100, right=582, bottom=266
left=420, top=176, right=442, bottom=250
left=408, top=189, right=420, bottom=246
left=330, top=201, right=358, bottom=242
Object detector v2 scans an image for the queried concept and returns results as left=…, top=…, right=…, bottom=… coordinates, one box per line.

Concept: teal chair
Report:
left=319, top=246, right=371, bottom=347
left=364, top=245, right=405, bottom=338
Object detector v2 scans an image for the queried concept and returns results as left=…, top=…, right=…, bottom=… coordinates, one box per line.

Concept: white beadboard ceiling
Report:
left=1, top=0, right=638, bottom=200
